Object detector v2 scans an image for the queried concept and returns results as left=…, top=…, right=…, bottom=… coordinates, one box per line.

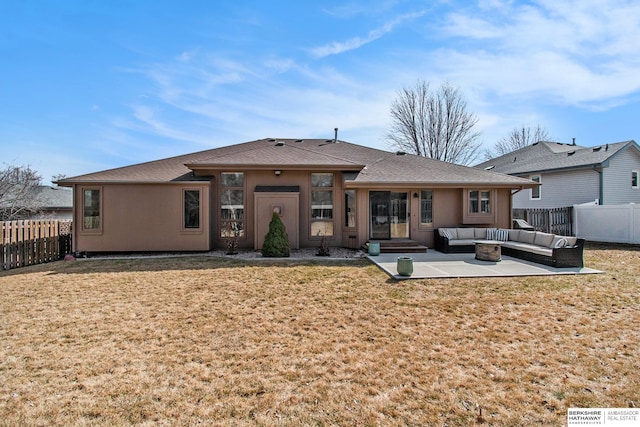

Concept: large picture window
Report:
left=311, top=173, right=333, bottom=236
left=420, top=190, right=433, bottom=226
left=83, top=188, right=101, bottom=230
left=183, top=189, right=200, bottom=229
left=221, top=172, right=245, bottom=237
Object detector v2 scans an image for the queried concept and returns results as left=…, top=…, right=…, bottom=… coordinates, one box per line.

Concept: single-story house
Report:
left=475, top=140, right=640, bottom=208
left=56, top=137, right=537, bottom=253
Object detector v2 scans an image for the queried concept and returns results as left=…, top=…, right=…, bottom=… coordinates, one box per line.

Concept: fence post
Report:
left=0, top=222, right=5, bottom=270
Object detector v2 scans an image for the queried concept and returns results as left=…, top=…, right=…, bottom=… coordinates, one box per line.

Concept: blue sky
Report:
left=2, top=0, right=640, bottom=184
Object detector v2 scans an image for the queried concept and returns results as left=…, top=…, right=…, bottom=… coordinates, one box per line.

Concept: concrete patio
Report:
left=368, top=251, right=602, bottom=280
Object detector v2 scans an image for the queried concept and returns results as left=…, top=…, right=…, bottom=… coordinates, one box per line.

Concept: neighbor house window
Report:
left=311, top=173, right=333, bottom=236
left=420, top=190, right=433, bottom=226
left=345, top=190, right=356, bottom=228
left=82, top=188, right=101, bottom=230
left=221, top=172, right=244, bottom=237
left=183, top=189, right=200, bottom=229
left=633, top=171, right=639, bottom=189
left=469, top=190, right=491, bottom=214
left=531, top=175, right=541, bottom=199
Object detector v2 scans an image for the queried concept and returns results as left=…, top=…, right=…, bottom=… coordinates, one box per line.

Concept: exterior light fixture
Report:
left=274, top=170, right=282, bottom=176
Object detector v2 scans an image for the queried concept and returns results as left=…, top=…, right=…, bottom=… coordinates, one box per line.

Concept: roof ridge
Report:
left=292, top=140, right=371, bottom=166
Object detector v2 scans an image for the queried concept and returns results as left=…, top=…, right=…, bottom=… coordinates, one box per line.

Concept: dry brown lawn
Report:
left=1, top=243, right=639, bottom=426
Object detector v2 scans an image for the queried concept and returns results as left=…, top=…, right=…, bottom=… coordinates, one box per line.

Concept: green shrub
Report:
left=261, top=212, right=290, bottom=257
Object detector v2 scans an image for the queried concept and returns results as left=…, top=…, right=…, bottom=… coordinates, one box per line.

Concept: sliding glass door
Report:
left=369, top=191, right=408, bottom=239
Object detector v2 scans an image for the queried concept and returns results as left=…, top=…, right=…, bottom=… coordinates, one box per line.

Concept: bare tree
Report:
left=0, top=164, right=42, bottom=220
left=387, top=80, right=481, bottom=165
left=491, top=125, right=550, bottom=157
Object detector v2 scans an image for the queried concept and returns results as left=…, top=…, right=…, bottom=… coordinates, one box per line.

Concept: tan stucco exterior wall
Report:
left=73, top=183, right=211, bottom=253
left=71, top=174, right=515, bottom=253
left=213, top=170, right=348, bottom=250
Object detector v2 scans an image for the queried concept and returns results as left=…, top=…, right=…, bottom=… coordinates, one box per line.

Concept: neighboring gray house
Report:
left=29, top=186, right=73, bottom=219
left=476, top=140, right=640, bottom=208
left=0, top=185, right=73, bottom=220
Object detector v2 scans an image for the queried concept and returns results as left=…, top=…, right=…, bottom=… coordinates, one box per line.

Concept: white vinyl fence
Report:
left=573, top=202, right=640, bottom=244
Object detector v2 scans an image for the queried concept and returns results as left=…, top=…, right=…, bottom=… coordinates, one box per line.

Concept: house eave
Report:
left=344, top=181, right=538, bottom=189
left=511, top=163, right=604, bottom=176
left=56, top=179, right=211, bottom=186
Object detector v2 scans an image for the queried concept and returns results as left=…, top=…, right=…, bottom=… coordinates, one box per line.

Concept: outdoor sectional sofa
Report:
left=434, top=227, right=585, bottom=268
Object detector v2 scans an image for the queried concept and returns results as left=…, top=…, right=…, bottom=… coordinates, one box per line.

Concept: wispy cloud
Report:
left=113, top=48, right=394, bottom=151
left=435, top=0, right=640, bottom=109
left=310, top=11, right=426, bottom=58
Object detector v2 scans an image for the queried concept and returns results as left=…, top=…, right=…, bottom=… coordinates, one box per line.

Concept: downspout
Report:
left=72, top=184, right=78, bottom=255
left=593, top=165, right=603, bottom=204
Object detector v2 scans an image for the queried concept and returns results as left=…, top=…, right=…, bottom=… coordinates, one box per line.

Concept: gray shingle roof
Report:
left=0, top=186, right=72, bottom=209
left=476, top=140, right=639, bottom=175
left=58, top=138, right=534, bottom=188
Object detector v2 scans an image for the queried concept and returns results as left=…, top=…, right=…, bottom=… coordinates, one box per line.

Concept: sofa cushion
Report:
left=534, top=232, right=555, bottom=248
left=449, top=239, right=476, bottom=246
left=518, top=230, right=536, bottom=244
left=474, top=228, right=488, bottom=239
left=456, top=228, right=476, bottom=239
left=502, top=241, right=553, bottom=257
left=507, top=229, right=520, bottom=241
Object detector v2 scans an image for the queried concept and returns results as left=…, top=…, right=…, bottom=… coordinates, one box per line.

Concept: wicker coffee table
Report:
left=474, top=240, right=502, bottom=262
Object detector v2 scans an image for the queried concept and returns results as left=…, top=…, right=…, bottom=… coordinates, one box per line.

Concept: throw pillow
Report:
left=486, top=228, right=497, bottom=240
left=554, top=238, right=567, bottom=248
left=495, top=229, right=509, bottom=241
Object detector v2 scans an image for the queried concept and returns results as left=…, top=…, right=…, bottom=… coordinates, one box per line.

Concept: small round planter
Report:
left=397, top=256, right=414, bottom=276
left=368, top=242, right=381, bottom=256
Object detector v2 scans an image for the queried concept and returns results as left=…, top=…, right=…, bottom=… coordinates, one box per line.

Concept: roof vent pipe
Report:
left=334, top=127, right=338, bottom=143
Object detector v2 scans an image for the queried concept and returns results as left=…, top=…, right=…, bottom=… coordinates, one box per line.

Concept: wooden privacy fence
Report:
left=0, top=220, right=72, bottom=271
left=513, top=207, right=573, bottom=235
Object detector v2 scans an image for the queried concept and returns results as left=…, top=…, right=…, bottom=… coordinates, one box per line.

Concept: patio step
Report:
left=363, top=240, right=428, bottom=254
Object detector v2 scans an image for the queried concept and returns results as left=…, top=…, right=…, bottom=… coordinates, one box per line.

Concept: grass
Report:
left=0, top=243, right=638, bottom=426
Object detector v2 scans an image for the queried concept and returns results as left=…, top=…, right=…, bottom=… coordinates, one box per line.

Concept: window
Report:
left=183, top=189, right=200, bottom=229
left=83, top=188, right=101, bottom=230
left=633, top=171, right=639, bottom=189
left=221, top=173, right=244, bottom=237
left=311, top=173, right=333, bottom=236
left=345, top=190, right=356, bottom=228
left=420, top=190, right=433, bottom=226
left=469, top=190, right=491, bottom=214
left=531, top=175, right=541, bottom=199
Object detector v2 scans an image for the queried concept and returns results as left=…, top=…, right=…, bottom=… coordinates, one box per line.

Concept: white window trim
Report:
left=530, top=175, right=541, bottom=200
left=632, top=170, right=639, bottom=189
